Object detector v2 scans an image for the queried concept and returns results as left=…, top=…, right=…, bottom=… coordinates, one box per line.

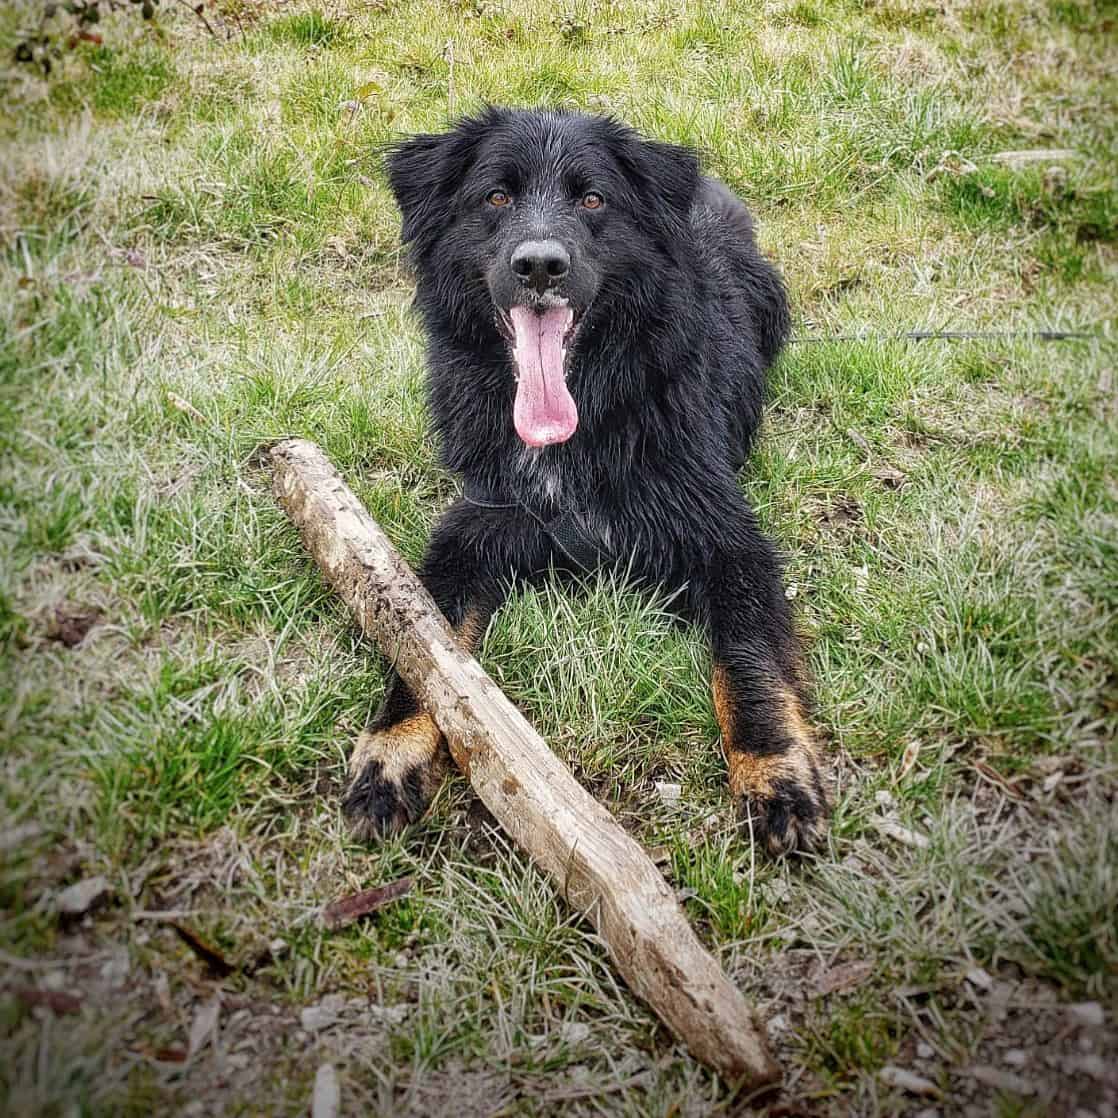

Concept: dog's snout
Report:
left=510, top=240, right=570, bottom=294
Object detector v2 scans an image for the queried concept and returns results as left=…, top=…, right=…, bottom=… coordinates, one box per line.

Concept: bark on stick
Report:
left=270, top=437, right=779, bottom=1087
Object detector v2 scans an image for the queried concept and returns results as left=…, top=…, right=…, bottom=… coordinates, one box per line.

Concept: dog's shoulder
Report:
left=692, top=177, right=757, bottom=242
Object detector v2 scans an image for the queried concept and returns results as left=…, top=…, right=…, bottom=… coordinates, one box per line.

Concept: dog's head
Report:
left=386, top=107, right=699, bottom=447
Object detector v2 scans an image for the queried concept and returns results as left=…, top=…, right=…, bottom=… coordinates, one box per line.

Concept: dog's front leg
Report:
left=342, top=501, right=534, bottom=840
left=702, top=544, right=830, bottom=856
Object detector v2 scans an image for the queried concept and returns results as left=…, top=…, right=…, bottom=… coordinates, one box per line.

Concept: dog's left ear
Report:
left=619, top=136, right=700, bottom=233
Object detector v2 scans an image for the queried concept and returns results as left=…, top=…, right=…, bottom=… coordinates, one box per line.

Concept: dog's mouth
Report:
left=497, top=303, right=582, bottom=448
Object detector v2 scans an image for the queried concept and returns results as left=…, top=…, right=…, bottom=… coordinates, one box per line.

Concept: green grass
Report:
left=49, top=44, right=176, bottom=117
left=266, top=9, right=348, bottom=48
left=1, top=0, right=1116, bottom=1114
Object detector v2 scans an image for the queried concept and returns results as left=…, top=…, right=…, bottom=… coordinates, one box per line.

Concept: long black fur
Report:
left=344, top=107, right=828, bottom=856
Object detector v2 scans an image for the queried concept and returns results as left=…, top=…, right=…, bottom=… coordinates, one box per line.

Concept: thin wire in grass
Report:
left=789, top=329, right=1097, bottom=345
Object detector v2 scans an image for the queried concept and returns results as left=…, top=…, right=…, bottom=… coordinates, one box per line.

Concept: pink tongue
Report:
left=510, top=305, right=578, bottom=447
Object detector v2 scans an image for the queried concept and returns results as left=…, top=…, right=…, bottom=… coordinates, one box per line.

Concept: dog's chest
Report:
left=511, top=449, right=617, bottom=555
left=512, top=447, right=566, bottom=505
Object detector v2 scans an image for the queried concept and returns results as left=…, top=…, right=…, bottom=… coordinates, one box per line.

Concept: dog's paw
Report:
left=734, top=769, right=828, bottom=857
left=342, top=716, right=447, bottom=841
left=719, top=679, right=831, bottom=857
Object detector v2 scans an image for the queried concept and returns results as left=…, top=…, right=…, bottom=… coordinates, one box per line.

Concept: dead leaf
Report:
left=320, top=876, right=413, bottom=931
left=874, top=815, right=930, bottom=850
left=14, top=987, right=82, bottom=1015
left=171, top=922, right=235, bottom=979
left=313, top=1063, right=340, bottom=1118
left=57, top=876, right=110, bottom=917
left=879, top=1065, right=941, bottom=1097
left=817, top=960, right=874, bottom=997
left=967, top=1065, right=1035, bottom=1095
left=187, top=996, right=221, bottom=1061
left=897, top=741, right=921, bottom=780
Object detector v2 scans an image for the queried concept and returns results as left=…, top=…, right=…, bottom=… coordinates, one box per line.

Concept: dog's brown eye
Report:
left=487, top=190, right=510, bottom=207
left=581, top=192, right=604, bottom=210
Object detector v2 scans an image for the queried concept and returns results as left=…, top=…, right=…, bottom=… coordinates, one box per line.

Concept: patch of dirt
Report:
left=895, top=977, right=1117, bottom=1118
left=816, top=495, right=864, bottom=539
left=741, top=948, right=1116, bottom=1116
left=43, top=603, right=102, bottom=648
left=3, top=889, right=425, bottom=1116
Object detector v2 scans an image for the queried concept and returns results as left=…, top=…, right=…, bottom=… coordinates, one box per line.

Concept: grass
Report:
left=1, top=0, right=1116, bottom=1113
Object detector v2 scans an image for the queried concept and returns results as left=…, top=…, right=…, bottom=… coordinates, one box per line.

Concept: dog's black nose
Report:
left=510, top=240, right=570, bottom=293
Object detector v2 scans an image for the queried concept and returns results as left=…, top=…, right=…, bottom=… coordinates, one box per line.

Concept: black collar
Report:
left=461, top=479, right=607, bottom=572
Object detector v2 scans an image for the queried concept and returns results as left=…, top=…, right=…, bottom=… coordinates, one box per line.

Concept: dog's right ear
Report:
left=386, top=115, right=492, bottom=259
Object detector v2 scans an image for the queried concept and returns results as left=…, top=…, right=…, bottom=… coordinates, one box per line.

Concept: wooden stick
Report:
left=271, top=438, right=779, bottom=1087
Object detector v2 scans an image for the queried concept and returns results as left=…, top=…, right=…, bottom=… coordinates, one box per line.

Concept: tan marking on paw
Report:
left=721, top=684, right=822, bottom=801
left=727, top=745, right=818, bottom=802
left=712, top=663, right=735, bottom=746
left=348, top=714, right=441, bottom=783
left=455, top=607, right=487, bottom=655
left=713, top=671, right=829, bottom=854
left=347, top=608, right=484, bottom=790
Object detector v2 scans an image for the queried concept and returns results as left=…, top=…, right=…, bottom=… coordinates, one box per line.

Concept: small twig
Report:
left=174, top=0, right=216, bottom=37
left=0, top=948, right=60, bottom=971
left=170, top=922, right=236, bottom=978
left=166, top=391, right=212, bottom=428
left=226, top=5, right=246, bottom=41
left=973, top=760, right=1027, bottom=801
left=131, top=908, right=205, bottom=921
left=444, top=38, right=455, bottom=114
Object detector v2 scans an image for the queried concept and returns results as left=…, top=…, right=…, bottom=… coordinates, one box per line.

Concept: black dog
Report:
left=344, top=107, right=828, bottom=856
